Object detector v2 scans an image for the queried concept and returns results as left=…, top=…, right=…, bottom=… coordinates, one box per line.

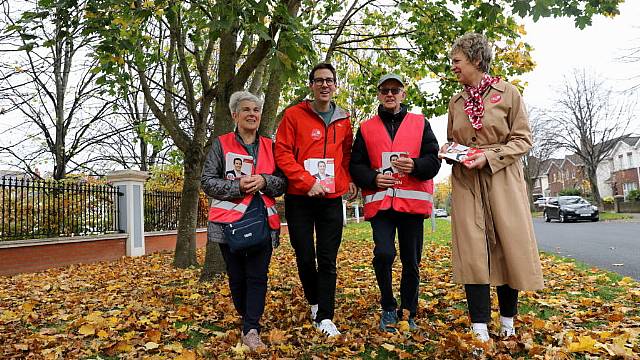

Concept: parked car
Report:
left=434, top=208, right=448, bottom=217
left=534, top=196, right=549, bottom=207
left=543, top=196, right=599, bottom=223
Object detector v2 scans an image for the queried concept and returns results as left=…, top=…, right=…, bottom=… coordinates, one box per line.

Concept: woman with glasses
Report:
left=441, top=33, right=544, bottom=342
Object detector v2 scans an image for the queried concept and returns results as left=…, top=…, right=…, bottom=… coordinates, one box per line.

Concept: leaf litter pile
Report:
left=1, top=220, right=639, bottom=359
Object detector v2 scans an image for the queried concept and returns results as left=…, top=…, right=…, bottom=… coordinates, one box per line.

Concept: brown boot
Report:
left=242, top=329, right=267, bottom=352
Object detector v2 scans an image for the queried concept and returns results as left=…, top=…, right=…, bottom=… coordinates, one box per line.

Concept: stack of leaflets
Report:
left=225, top=153, right=254, bottom=180
left=380, top=151, right=408, bottom=185
left=304, top=158, right=335, bottom=193
left=438, top=142, right=483, bottom=166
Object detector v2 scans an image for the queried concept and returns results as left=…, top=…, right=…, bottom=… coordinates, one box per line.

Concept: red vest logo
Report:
left=490, top=94, right=502, bottom=103
left=310, top=129, right=322, bottom=140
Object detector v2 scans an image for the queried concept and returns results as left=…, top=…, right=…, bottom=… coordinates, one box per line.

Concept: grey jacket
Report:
left=201, top=133, right=287, bottom=244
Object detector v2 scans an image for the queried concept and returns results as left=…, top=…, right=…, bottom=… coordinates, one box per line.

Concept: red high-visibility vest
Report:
left=207, top=133, right=281, bottom=230
left=360, top=113, right=434, bottom=220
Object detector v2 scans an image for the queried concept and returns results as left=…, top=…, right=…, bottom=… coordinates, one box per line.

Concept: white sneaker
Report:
left=310, top=304, right=318, bottom=321
left=500, top=316, right=515, bottom=337
left=500, top=325, right=516, bottom=338
left=471, top=323, right=490, bottom=342
left=315, top=319, right=341, bottom=337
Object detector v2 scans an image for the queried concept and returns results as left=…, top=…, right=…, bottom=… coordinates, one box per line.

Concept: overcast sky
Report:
left=431, top=0, right=640, bottom=182
left=2, top=2, right=639, bottom=178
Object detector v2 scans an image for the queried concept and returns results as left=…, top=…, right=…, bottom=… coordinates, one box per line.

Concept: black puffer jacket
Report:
left=349, top=104, right=441, bottom=190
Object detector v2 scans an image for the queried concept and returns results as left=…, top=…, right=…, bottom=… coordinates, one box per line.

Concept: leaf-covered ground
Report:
left=1, top=220, right=639, bottom=359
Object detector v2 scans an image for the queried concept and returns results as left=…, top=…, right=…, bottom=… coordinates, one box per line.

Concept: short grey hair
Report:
left=449, top=33, right=493, bottom=73
left=228, top=91, right=263, bottom=114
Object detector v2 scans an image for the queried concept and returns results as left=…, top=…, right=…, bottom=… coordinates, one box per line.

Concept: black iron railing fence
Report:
left=144, top=190, right=208, bottom=232
left=0, top=177, right=120, bottom=241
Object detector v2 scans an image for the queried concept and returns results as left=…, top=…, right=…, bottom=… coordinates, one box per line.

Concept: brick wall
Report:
left=1, top=225, right=290, bottom=276
left=1, top=230, right=207, bottom=276
left=145, top=231, right=207, bottom=254
left=0, top=236, right=127, bottom=276
left=613, top=168, right=639, bottom=196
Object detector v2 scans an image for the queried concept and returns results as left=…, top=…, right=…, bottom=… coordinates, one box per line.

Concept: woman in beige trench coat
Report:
left=441, top=33, right=544, bottom=342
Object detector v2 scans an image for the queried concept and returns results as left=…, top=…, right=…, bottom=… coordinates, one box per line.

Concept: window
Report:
left=618, top=155, right=624, bottom=170
left=627, top=152, right=634, bottom=168
left=623, top=182, right=638, bottom=199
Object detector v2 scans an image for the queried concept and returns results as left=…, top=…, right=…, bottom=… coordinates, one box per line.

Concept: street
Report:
left=532, top=218, right=640, bottom=280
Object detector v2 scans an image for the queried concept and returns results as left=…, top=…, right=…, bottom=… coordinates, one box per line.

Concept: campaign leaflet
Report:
left=438, top=142, right=483, bottom=166
left=380, top=151, right=409, bottom=185
left=304, top=158, right=335, bottom=193
left=224, top=153, right=254, bottom=180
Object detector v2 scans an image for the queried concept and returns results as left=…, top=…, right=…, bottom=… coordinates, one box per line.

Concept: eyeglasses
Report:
left=312, top=78, right=336, bottom=86
left=378, top=87, right=403, bottom=95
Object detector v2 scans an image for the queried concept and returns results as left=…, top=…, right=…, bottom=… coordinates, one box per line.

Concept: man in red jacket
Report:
left=275, top=63, right=357, bottom=338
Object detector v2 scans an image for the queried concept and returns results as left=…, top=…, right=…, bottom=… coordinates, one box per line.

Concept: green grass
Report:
left=424, top=218, right=452, bottom=245
left=519, top=303, right=561, bottom=320
left=578, top=320, right=607, bottom=329
left=599, top=212, right=632, bottom=221
left=592, top=285, right=625, bottom=301
left=343, top=218, right=452, bottom=246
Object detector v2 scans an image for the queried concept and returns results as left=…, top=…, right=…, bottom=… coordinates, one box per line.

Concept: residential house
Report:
left=547, top=155, right=587, bottom=196
left=532, top=135, right=640, bottom=200
left=532, top=158, right=563, bottom=197
left=0, top=170, right=30, bottom=180
left=604, top=136, right=640, bottom=199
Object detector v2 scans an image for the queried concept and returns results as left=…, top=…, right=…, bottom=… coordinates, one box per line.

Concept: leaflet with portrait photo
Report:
left=438, top=142, right=483, bottom=165
left=380, top=151, right=408, bottom=184
left=224, top=153, right=253, bottom=180
left=304, top=158, right=335, bottom=193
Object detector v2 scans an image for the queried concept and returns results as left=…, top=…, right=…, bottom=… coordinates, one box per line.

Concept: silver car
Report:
left=434, top=208, right=448, bottom=217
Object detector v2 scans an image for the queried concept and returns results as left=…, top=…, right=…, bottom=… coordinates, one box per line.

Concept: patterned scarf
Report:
left=463, top=73, right=500, bottom=130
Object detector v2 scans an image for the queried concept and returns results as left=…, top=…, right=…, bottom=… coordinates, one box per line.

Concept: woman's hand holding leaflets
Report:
left=462, top=151, right=487, bottom=169
left=240, top=175, right=266, bottom=194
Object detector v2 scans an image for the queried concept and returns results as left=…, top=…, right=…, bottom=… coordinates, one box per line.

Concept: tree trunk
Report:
left=199, top=235, right=226, bottom=281
left=587, top=166, right=603, bottom=209
left=173, top=147, right=204, bottom=268
left=260, top=58, right=285, bottom=137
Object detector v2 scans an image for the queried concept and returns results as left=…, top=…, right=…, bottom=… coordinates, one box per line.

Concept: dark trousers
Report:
left=370, top=210, right=424, bottom=318
left=219, top=242, right=272, bottom=334
left=465, top=284, right=519, bottom=323
left=285, top=194, right=343, bottom=322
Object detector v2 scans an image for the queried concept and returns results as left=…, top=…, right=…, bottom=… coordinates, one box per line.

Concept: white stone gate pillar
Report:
left=107, top=170, right=150, bottom=256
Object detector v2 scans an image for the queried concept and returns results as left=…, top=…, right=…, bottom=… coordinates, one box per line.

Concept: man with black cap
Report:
left=349, top=73, right=440, bottom=332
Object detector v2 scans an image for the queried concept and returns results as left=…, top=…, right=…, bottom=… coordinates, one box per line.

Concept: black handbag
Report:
left=222, top=195, right=270, bottom=252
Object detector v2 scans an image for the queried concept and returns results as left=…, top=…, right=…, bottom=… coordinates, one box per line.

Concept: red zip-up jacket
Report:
left=275, top=100, right=353, bottom=198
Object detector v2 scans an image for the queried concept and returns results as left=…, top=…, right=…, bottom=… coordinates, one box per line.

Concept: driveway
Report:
left=532, top=217, right=640, bottom=280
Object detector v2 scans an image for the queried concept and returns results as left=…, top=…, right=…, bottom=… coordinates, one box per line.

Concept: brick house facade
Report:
left=546, top=155, right=587, bottom=196
left=606, top=137, right=640, bottom=198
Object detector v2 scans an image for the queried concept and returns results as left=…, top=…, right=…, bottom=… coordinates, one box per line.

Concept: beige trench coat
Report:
left=447, top=79, right=544, bottom=290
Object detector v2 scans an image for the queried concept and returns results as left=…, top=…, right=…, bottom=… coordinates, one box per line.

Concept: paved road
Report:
left=532, top=218, right=640, bottom=280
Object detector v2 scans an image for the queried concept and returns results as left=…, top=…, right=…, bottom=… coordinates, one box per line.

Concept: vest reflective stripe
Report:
left=364, top=188, right=433, bottom=204
left=266, top=205, right=278, bottom=217
left=360, top=113, right=434, bottom=219
left=211, top=199, right=249, bottom=212
left=208, top=133, right=281, bottom=230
